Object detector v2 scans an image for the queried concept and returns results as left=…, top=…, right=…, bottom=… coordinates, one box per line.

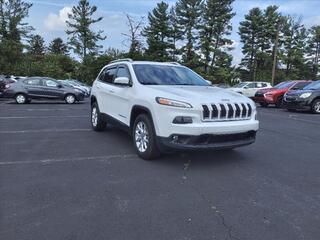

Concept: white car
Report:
left=90, top=59, right=259, bottom=160
left=229, top=82, right=272, bottom=98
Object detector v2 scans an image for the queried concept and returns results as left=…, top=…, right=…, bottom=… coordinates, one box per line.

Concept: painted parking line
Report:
left=0, top=154, right=137, bottom=166
left=0, top=128, right=92, bottom=134
left=2, top=108, right=89, bottom=111
left=0, top=115, right=88, bottom=119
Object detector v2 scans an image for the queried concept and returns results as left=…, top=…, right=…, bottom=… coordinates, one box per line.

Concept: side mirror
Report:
left=205, top=80, right=212, bottom=85
left=114, top=77, right=130, bottom=86
left=57, top=84, right=63, bottom=88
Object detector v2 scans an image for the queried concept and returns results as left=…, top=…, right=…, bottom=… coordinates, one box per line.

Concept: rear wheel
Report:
left=15, top=94, right=27, bottom=104
left=91, top=102, right=107, bottom=131
left=311, top=99, right=320, bottom=114
left=133, top=114, right=160, bottom=160
left=65, top=94, right=76, bottom=104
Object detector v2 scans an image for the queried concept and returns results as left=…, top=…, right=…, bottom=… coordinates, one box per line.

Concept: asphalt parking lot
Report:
left=0, top=99, right=319, bottom=240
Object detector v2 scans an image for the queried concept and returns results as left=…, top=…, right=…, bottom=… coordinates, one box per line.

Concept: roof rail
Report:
left=110, top=58, right=133, bottom=64
left=168, top=62, right=181, bottom=66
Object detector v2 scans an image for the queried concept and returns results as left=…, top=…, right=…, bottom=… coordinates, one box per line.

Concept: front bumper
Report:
left=158, top=131, right=257, bottom=151
left=283, top=97, right=311, bottom=110
left=253, top=96, right=275, bottom=104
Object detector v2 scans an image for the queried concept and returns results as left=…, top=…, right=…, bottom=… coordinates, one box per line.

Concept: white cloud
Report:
left=44, top=6, right=72, bottom=31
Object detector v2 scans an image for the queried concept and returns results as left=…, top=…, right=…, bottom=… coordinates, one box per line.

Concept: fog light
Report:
left=173, top=116, right=193, bottom=124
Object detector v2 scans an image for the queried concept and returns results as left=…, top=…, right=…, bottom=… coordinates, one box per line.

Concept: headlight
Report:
left=300, top=92, right=312, bottom=99
left=156, top=97, right=192, bottom=108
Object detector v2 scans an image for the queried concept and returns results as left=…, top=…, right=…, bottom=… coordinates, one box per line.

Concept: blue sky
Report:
left=27, top=0, right=320, bottom=64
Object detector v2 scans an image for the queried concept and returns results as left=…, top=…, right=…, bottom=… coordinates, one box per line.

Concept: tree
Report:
left=143, top=1, right=172, bottom=61
left=122, top=14, right=144, bottom=59
left=199, top=0, right=235, bottom=73
left=27, top=34, right=45, bottom=55
left=239, top=7, right=264, bottom=81
left=48, top=37, right=69, bottom=55
left=176, top=0, right=203, bottom=67
left=0, top=0, right=33, bottom=73
left=168, top=6, right=183, bottom=61
left=307, top=26, right=320, bottom=79
left=282, top=16, right=308, bottom=79
left=66, top=0, right=106, bottom=60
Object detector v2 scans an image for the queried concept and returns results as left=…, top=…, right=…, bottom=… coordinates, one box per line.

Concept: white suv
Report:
left=91, top=59, right=259, bottom=160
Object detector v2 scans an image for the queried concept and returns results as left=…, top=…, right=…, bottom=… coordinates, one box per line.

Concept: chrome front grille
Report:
left=202, top=103, right=253, bottom=122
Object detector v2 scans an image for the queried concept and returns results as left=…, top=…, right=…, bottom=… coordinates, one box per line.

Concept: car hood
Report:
left=286, top=89, right=313, bottom=96
left=145, top=85, right=252, bottom=104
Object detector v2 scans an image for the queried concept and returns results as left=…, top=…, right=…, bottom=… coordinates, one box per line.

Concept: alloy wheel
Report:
left=135, top=121, right=149, bottom=153
left=66, top=95, right=75, bottom=104
left=16, top=94, right=26, bottom=104
left=92, top=106, right=98, bottom=127
left=314, top=102, right=320, bottom=113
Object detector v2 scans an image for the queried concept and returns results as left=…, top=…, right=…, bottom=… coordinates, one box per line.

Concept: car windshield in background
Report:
left=274, top=81, right=294, bottom=89
left=133, top=64, right=209, bottom=86
left=304, top=81, right=320, bottom=90
left=233, top=82, right=247, bottom=88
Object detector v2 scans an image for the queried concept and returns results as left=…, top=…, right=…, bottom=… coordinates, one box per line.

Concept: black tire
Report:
left=65, top=94, right=76, bottom=104
left=91, top=102, right=107, bottom=131
left=26, top=98, right=32, bottom=104
left=133, top=114, right=160, bottom=160
left=275, top=97, right=283, bottom=108
left=311, top=99, right=320, bottom=114
left=260, top=102, right=268, bottom=108
left=15, top=93, right=27, bottom=104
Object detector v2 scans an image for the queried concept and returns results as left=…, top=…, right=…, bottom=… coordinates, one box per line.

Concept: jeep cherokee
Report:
left=90, top=59, right=259, bottom=160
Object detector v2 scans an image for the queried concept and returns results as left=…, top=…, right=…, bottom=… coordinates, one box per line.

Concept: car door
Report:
left=23, top=78, right=43, bottom=97
left=96, top=66, right=118, bottom=116
left=243, top=83, right=256, bottom=97
left=108, top=65, right=133, bottom=125
left=42, top=79, right=64, bottom=99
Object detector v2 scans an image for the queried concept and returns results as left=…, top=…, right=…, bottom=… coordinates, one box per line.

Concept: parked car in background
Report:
left=229, top=82, right=272, bottom=98
left=254, top=80, right=312, bottom=108
left=2, top=77, right=84, bottom=104
left=0, top=76, right=18, bottom=98
left=284, top=80, right=320, bottom=113
left=213, top=83, right=231, bottom=88
left=61, top=80, right=91, bottom=97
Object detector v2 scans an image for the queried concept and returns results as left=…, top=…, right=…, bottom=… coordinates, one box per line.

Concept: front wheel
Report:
left=65, top=94, right=76, bottom=104
left=311, top=99, right=320, bottom=114
left=15, top=94, right=27, bottom=104
left=133, top=114, right=160, bottom=160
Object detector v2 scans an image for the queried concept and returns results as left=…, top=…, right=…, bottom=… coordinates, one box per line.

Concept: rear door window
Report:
left=24, top=79, right=41, bottom=86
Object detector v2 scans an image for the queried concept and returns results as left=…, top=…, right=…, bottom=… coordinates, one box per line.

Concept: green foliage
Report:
left=143, top=1, right=173, bottom=61
left=307, top=25, right=320, bottom=79
left=66, top=0, right=106, bottom=60
left=48, top=38, right=69, bottom=55
left=0, top=0, right=33, bottom=74
left=27, top=34, right=45, bottom=55
left=176, top=0, right=203, bottom=67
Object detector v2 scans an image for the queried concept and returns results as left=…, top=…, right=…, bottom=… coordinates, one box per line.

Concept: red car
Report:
left=254, top=80, right=312, bottom=108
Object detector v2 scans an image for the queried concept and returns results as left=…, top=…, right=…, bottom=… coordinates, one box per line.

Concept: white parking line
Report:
left=0, top=128, right=92, bottom=134
left=0, top=115, right=88, bottom=119
left=0, top=154, right=137, bottom=166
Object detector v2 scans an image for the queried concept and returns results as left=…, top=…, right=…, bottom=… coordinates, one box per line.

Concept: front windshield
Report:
left=274, top=81, right=294, bottom=89
left=304, top=81, right=320, bottom=90
left=132, top=64, right=209, bottom=86
left=233, top=82, right=247, bottom=88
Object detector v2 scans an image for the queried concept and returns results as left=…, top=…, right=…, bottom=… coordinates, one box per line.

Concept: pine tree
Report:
left=199, top=0, right=235, bottom=73
left=282, top=16, right=308, bottom=79
left=143, top=1, right=172, bottom=61
left=27, top=34, right=45, bottom=55
left=66, top=0, right=106, bottom=60
left=169, top=6, right=183, bottom=61
left=239, top=7, right=264, bottom=81
left=176, top=0, right=203, bottom=67
left=307, top=26, right=320, bottom=79
left=48, top=38, right=69, bottom=55
left=0, top=0, right=33, bottom=73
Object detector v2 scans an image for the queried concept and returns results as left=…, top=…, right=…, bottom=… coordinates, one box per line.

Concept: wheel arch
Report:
left=130, top=105, right=154, bottom=130
left=91, top=95, right=97, bottom=105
